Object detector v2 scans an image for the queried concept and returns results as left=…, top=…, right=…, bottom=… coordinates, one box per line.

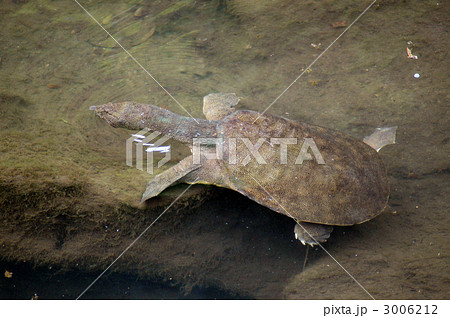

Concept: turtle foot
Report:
left=140, top=155, right=200, bottom=203
left=363, top=126, right=397, bottom=152
left=294, top=222, right=333, bottom=247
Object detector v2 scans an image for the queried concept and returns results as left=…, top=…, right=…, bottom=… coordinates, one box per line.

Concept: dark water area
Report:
left=0, top=0, right=448, bottom=299
left=0, top=260, right=250, bottom=300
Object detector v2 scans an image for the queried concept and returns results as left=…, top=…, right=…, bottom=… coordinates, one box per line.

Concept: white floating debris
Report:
left=146, top=146, right=171, bottom=153
left=132, top=134, right=146, bottom=139
left=414, top=73, right=420, bottom=78
left=406, top=47, right=418, bottom=59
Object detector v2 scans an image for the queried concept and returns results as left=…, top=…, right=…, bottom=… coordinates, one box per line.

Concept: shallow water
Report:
left=0, top=0, right=448, bottom=299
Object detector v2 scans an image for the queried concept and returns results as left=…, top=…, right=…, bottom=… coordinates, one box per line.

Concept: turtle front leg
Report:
left=294, top=222, right=333, bottom=246
left=141, top=155, right=199, bottom=202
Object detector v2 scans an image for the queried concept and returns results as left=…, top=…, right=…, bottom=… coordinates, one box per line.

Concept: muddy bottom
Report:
left=1, top=176, right=447, bottom=299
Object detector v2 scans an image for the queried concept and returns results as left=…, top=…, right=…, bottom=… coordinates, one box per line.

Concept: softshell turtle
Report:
left=91, top=93, right=396, bottom=246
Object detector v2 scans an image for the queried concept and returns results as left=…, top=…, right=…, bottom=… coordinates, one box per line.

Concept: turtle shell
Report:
left=216, top=110, right=389, bottom=226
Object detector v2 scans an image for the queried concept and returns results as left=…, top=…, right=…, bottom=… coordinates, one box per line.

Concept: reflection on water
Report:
left=0, top=0, right=448, bottom=299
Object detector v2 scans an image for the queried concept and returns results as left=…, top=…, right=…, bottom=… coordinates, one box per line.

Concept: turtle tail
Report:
left=91, top=101, right=217, bottom=143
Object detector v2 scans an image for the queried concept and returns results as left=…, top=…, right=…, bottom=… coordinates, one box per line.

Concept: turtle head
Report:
left=89, top=102, right=134, bottom=128
left=202, top=93, right=239, bottom=121
left=90, top=101, right=217, bottom=143
left=90, top=101, right=161, bottom=130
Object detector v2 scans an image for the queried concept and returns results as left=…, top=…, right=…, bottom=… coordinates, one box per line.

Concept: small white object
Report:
left=133, top=139, right=143, bottom=143
left=132, top=134, right=146, bottom=139
left=414, top=73, right=420, bottom=78
left=145, top=146, right=171, bottom=153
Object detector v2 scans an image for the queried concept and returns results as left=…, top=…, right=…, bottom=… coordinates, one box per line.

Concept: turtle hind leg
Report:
left=141, top=155, right=199, bottom=203
left=363, top=126, right=397, bottom=152
left=294, top=222, right=333, bottom=247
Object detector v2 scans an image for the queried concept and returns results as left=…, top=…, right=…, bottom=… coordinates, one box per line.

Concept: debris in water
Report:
left=102, top=14, right=112, bottom=25
left=331, top=21, right=347, bottom=28
left=4, top=270, right=13, bottom=278
left=407, top=47, right=418, bottom=59
left=407, top=172, right=420, bottom=179
left=414, top=73, right=420, bottom=78
left=134, top=7, right=144, bottom=17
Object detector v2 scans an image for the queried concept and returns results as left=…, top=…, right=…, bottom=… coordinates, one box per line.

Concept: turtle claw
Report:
left=294, top=222, right=333, bottom=247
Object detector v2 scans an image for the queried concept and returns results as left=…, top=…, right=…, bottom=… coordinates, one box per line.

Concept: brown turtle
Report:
left=91, top=93, right=396, bottom=246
